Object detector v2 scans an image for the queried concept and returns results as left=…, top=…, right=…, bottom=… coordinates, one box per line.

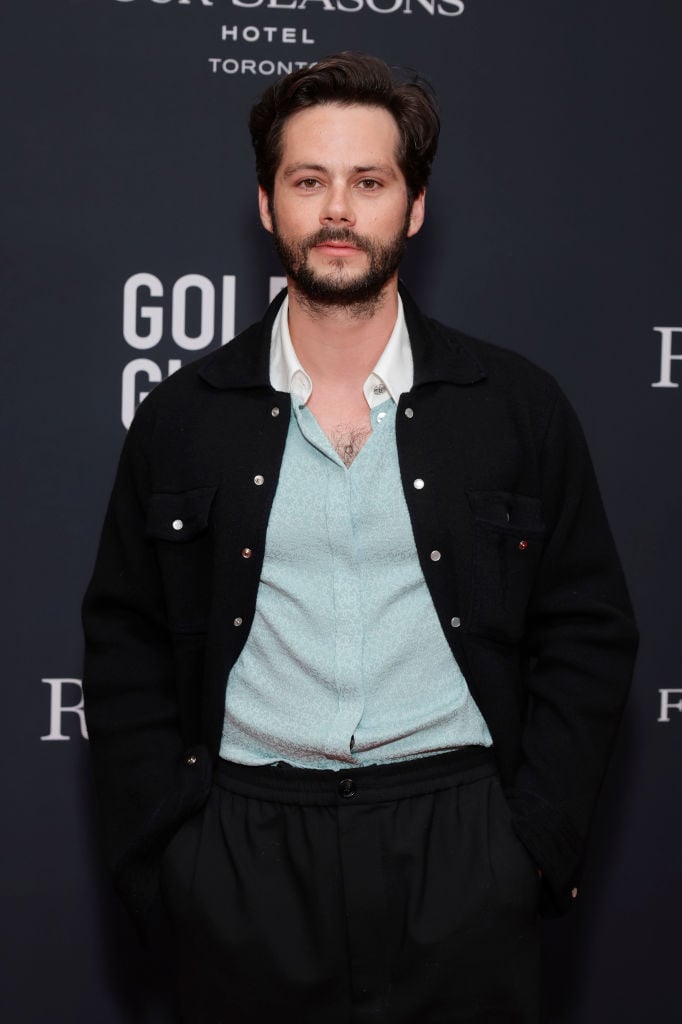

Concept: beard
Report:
left=270, top=207, right=411, bottom=312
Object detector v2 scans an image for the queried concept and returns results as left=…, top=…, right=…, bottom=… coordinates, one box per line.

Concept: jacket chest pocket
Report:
left=146, top=486, right=218, bottom=634
left=467, top=490, right=546, bottom=644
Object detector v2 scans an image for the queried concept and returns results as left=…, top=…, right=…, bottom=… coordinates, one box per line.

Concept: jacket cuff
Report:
left=506, top=788, right=583, bottom=916
left=112, top=744, right=213, bottom=933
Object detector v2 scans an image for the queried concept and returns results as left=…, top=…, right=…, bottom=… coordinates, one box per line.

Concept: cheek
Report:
left=278, top=202, right=317, bottom=237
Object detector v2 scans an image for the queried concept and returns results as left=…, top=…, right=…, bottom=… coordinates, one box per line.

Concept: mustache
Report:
left=302, top=227, right=369, bottom=250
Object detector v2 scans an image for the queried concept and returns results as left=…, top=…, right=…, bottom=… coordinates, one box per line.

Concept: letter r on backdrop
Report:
left=41, top=678, right=88, bottom=741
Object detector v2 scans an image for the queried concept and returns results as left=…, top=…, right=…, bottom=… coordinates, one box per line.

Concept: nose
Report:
left=320, top=183, right=355, bottom=226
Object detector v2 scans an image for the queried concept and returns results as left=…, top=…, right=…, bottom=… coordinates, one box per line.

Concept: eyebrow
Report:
left=281, top=163, right=398, bottom=180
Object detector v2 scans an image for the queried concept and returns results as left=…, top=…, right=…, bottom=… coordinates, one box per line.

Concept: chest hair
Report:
left=328, top=424, right=372, bottom=468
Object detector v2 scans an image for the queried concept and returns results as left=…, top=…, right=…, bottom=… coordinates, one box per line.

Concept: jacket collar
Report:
left=197, top=283, right=487, bottom=392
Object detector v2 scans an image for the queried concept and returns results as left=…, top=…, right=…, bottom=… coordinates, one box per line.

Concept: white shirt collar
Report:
left=269, top=293, right=413, bottom=408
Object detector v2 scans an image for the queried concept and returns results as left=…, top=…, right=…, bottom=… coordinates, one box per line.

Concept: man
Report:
left=83, top=53, right=638, bottom=1023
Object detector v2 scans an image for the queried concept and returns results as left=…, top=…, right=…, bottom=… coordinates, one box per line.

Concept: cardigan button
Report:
left=271, top=406, right=280, bottom=417
left=413, top=478, right=425, bottom=490
left=404, top=407, right=414, bottom=419
left=254, top=475, right=264, bottom=486
left=241, top=548, right=253, bottom=559
left=450, top=616, right=461, bottom=628
left=172, top=519, right=183, bottom=531
left=233, top=617, right=243, bottom=627
left=571, top=887, right=578, bottom=899
left=430, top=550, right=441, bottom=562
left=186, top=754, right=197, bottom=766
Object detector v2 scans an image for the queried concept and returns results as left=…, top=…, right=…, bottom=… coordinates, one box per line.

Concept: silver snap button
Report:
left=413, top=478, right=425, bottom=490
left=233, top=617, right=243, bottom=627
left=241, top=548, right=253, bottom=559
left=254, top=475, right=264, bottom=486
left=430, top=550, right=442, bottom=562
left=450, top=616, right=461, bottom=628
left=404, top=408, right=414, bottom=419
left=271, top=406, right=280, bottom=417
left=186, top=754, right=197, bottom=766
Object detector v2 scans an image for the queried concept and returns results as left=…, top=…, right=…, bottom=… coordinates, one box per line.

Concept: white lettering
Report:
left=220, top=25, right=315, bottom=43
left=366, top=0, right=403, bottom=11
left=41, top=679, right=88, bottom=742
left=171, top=274, right=215, bottom=350
left=209, top=57, right=306, bottom=75
left=118, top=0, right=463, bottom=13
left=269, top=276, right=287, bottom=303
left=123, top=273, right=164, bottom=349
left=658, top=689, right=682, bottom=722
left=222, top=275, right=236, bottom=343
left=651, top=327, right=682, bottom=388
left=121, top=358, right=182, bottom=428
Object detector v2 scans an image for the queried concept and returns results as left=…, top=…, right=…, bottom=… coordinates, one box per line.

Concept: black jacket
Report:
left=83, top=287, right=638, bottom=927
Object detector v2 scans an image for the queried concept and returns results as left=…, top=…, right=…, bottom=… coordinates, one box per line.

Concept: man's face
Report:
left=258, top=103, right=425, bottom=306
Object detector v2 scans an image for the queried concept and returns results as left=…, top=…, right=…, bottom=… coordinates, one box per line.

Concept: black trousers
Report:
left=160, top=748, right=540, bottom=1024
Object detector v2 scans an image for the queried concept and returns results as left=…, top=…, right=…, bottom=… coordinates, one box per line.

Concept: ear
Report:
left=406, top=190, right=425, bottom=238
left=258, top=186, right=274, bottom=234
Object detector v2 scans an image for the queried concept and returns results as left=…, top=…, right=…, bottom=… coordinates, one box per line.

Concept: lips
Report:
left=314, top=241, right=362, bottom=256
left=308, top=228, right=366, bottom=254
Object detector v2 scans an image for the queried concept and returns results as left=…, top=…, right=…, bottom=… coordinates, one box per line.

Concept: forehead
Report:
left=277, top=103, right=402, bottom=172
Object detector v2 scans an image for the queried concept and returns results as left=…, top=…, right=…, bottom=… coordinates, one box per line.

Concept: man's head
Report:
left=250, top=54, right=439, bottom=311
left=250, top=53, right=440, bottom=208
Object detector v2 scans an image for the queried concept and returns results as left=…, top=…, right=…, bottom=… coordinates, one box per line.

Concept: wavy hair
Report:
left=249, top=52, right=440, bottom=205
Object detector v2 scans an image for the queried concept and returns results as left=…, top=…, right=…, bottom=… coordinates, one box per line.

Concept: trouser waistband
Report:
left=215, top=746, right=495, bottom=805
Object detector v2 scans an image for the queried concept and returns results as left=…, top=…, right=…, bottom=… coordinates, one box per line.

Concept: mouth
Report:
left=312, top=241, right=364, bottom=257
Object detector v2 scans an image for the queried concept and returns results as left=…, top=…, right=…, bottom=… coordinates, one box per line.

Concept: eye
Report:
left=297, top=178, right=321, bottom=190
left=357, top=178, right=382, bottom=191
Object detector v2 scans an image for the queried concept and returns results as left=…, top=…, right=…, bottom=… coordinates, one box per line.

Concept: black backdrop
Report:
left=4, top=2, right=681, bottom=1021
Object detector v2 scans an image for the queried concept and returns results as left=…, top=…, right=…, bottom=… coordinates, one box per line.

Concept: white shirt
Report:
left=269, top=293, right=414, bottom=406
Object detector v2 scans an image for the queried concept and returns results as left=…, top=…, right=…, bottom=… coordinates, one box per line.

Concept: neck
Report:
left=286, top=277, right=399, bottom=388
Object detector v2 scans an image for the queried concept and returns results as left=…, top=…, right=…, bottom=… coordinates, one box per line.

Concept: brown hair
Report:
left=249, top=52, right=440, bottom=205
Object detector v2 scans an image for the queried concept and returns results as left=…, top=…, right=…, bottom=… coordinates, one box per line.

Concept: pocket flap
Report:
left=146, top=486, right=217, bottom=542
left=467, top=490, right=545, bottom=534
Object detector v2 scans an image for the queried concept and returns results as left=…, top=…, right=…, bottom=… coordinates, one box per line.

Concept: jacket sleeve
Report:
left=82, top=405, right=212, bottom=929
left=507, top=389, right=638, bottom=914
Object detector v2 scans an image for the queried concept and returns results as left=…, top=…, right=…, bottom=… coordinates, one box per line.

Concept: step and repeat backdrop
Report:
left=4, top=1, right=680, bottom=1021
